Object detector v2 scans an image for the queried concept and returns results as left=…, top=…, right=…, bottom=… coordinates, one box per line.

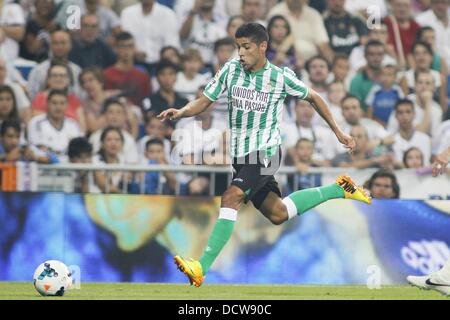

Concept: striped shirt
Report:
left=204, top=58, right=309, bottom=158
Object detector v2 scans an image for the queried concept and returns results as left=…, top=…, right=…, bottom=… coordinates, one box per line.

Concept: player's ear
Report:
left=260, top=41, right=268, bottom=52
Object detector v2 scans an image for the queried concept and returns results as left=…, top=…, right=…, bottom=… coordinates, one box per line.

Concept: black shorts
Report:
left=230, top=148, right=282, bottom=210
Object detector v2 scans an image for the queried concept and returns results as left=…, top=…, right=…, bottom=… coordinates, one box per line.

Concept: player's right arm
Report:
left=157, top=95, right=213, bottom=121
left=432, top=147, right=450, bottom=177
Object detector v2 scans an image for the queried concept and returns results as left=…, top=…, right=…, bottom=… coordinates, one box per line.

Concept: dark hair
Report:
left=332, top=53, right=349, bottom=66
left=146, top=138, right=164, bottom=150
left=235, top=23, right=269, bottom=44
left=102, top=97, right=125, bottom=114
left=155, top=59, right=178, bottom=76
left=227, top=15, right=244, bottom=31
left=214, top=37, right=236, bottom=53
left=47, top=88, right=68, bottom=102
left=47, top=62, right=74, bottom=87
left=295, top=137, right=314, bottom=148
left=403, top=147, right=424, bottom=168
left=367, top=169, right=400, bottom=199
left=394, top=98, right=414, bottom=111
left=416, top=26, right=435, bottom=41
left=0, top=85, right=18, bottom=120
left=0, top=118, right=21, bottom=136
left=79, top=66, right=104, bottom=87
left=411, top=41, right=433, bottom=55
left=340, top=94, right=361, bottom=107
left=99, top=126, right=124, bottom=161
left=68, top=137, right=93, bottom=159
left=364, top=39, right=384, bottom=56
left=414, top=69, right=434, bottom=82
left=305, top=55, right=330, bottom=72
left=115, top=31, right=133, bottom=43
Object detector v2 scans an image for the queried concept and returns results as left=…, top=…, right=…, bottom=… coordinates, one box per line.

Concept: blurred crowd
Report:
left=0, top=0, right=448, bottom=197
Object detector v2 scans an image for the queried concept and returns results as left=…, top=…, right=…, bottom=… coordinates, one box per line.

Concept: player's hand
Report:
left=336, top=131, right=356, bottom=153
left=431, top=150, right=449, bottom=177
left=157, top=108, right=183, bottom=122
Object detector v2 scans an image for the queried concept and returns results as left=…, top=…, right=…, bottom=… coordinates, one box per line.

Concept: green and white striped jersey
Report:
left=203, top=58, right=309, bottom=158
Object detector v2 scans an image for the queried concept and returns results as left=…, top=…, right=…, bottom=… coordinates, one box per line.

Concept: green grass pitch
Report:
left=0, top=282, right=448, bottom=300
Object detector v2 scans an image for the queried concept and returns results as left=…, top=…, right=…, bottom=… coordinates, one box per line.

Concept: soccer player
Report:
left=158, top=23, right=372, bottom=287
left=407, top=146, right=450, bottom=296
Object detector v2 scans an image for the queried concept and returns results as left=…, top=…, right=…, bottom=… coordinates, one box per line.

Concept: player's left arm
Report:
left=304, top=88, right=355, bottom=152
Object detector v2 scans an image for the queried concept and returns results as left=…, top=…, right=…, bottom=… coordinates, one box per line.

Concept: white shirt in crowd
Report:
left=89, top=153, right=127, bottom=193
left=121, top=2, right=180, bottom=64
left=401, top=69, right=442, bottom=91
left=348, top=45, right=397, bottom=75
left=174, top=71, right=211, bottom=101
left=345, top=0, right=388, bottom=18
left=342, top=118, right=389, bottom=141
left=432, top=120, right=450, bottom=156
left=281, top=123, right=341, bottom=161
left=89, top=129, right=139, bottom=164
left=27, top=114, right=82, bottom=155
left=182, top=15, right=227, bottom=65
left=392, top=130, right=431, bottom=165
left=416, top=8, right=450, bottom=75
left=387, top=94, right=443, bottom=137
left=174, top=0, right=230, bottom=30
left=137, top=135, right=172, bottom=162
left=0, top=2, right=25, bottom=62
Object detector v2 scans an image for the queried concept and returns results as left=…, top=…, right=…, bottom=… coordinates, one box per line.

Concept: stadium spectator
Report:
left=27, top=30, right=83, bottom=99
left=305, top=55, right=330, bottom=98
left=69, top=14, right=117, bottom=69
left=330, top=53, right=350, bottom=87
left=0, top=0, right=25, bottom=62
left=282, top=99, right=338, bottom=167
left=0, top=119, right=52, bottom=163
left=266, top=15, right=302, bottom=73
left=211, top=37, right=236, bottom=75
left=416, top=26, right=448, bottom=76
left=142, top=59, right=188, bottom=119
left=80, top=0, right=122, bottom=45
left=366, top=64, right=404, bottom=127
left=31, top=63, right=86, bottom=131
left=226, top=15, right=245, bottom=39
left=89, top=98, right=139, bottom=164
left=241, top=0, right=265, bottom=25
left=68, top=136, right=93, bottom=193
left=160, top=46, right=182, bottom=70
left=103, top=31, right=151, bottom=106
left=174, top=48, right=210, bottom=101
left=185, top=176, right=210, bottom=196
left=79, top=66, right=120, bottom=135
left=27, top=89, right=83, bottom=161
left=349, top=40, right=385, bottom=112
left=389, top=70, right=443, bottom=137
left=0, top=85, right=20, bottom=127
left=400, top=41, right=447, bottom=112
left=121, top=0, right=180, bottom=64
left=92, top=126, right=129, bottom=193
left=284, top=138, right=322, bottom=193
left=0, top=59, right=31, bottom=123
left=179, top=0, right=226, bottom=66
left=432, top=119, right=450, bottom=159
left=366, top=168, right=400, bottom=199
left=323, top=0, right=368, bottom=56
left=313, top=80, right=345, bottom=127
left=384, top=0, right=421, bottom=67
left=348, top=22, right=397, bottom=75
left=340, top=95, right=392, bottom=146
left=403, top=146, right=425, bottom=168
left=344, top=0, right=388, bottom=19
left=416, top=0, right=450, bottom=74
left=174, top=0, right=230, bottom=30
left=391, top=99, right=432, bottom=165
left=19, top=0, right=58, bottom=63
left=138, top=113, right=172, bottom=160
left=268, top=0, right=334, bottom=62
left=332, top=125, right=395, bottom=169
left=141, top=138, right=176, bottom=194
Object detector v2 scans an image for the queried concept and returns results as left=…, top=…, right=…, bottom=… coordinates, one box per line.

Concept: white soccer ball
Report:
left=33, top=260, right=73, bottom=296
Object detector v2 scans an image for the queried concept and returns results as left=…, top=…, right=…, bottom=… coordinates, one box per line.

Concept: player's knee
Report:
left=268, top=202, right=288, bottom=225
left=221, top=187, right=245, bottom=209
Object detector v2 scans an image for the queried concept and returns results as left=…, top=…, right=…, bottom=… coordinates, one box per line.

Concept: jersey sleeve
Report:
left=283, top=67, right=309, bottom=100
left=203, top=61, right=232, bottom=102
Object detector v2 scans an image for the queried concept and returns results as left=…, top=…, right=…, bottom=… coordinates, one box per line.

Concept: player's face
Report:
left=236, top=37, right=266, bottom=71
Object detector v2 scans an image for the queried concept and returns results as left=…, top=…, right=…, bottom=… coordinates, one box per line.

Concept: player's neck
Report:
left=249, top=58, right=267, bottom=73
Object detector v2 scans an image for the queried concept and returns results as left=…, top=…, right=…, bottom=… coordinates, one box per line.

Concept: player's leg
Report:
left=407, top=259, right=450, bottom=296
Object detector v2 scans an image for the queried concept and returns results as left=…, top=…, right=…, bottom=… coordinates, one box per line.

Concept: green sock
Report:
left=288, top=184, right=344, bottom=215
left=199, top=216, right=235, bottom=275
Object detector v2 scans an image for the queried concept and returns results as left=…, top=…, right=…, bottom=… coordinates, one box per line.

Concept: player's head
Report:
left=235, top=23, right=269, bottom=71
